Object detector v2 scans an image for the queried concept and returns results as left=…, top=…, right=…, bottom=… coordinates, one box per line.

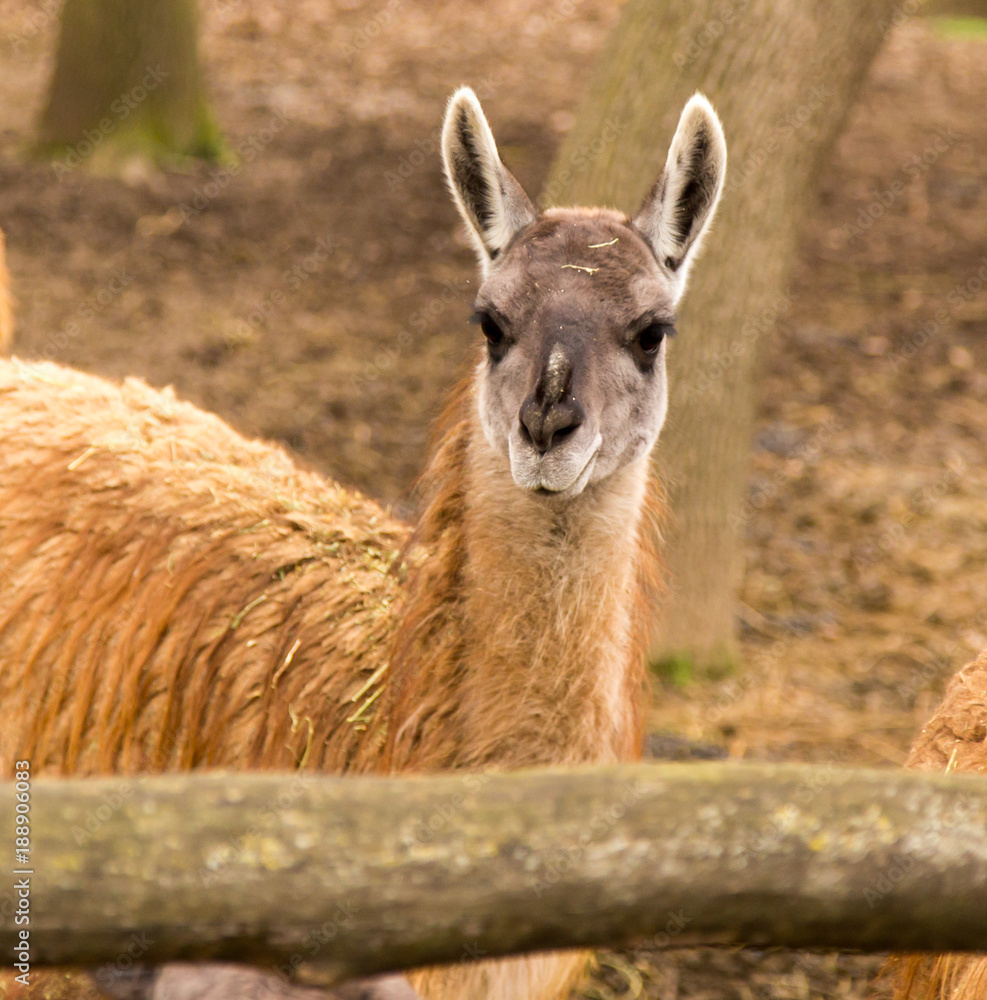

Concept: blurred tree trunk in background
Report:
left=39, top=0, right=222, bottom=174
left=923, top=0, right=987, bottom=14
left=544, top=0, right=899, bottom=670
left=0, top=229, right=13, bottom=355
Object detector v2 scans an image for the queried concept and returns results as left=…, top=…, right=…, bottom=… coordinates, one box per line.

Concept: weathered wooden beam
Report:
left=5, top=764, right=987, bottom=986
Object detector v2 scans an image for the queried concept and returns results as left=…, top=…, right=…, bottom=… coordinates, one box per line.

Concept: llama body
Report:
left=887, top=648, right=987, bottom=1000
left=0, top=88, right=727, bottom=1000
left=0, top=361, right=403, bottom=776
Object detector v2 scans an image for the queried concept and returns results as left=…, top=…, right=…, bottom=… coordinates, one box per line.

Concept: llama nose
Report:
left=520, top=393, right=585, bottom=454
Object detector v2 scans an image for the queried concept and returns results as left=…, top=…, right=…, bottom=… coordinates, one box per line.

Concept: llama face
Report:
left=472, top=210, right=674, bottom=500
left=441, top=87, right=727, bottom=500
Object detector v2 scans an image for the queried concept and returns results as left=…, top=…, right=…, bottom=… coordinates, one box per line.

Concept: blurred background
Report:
left=1, top=0, right=986, bottom=996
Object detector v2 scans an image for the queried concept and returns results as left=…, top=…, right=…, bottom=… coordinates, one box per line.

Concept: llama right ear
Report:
left=442, top=87, right=536, bottom=275
left=633, top=93, right=727, bottom=304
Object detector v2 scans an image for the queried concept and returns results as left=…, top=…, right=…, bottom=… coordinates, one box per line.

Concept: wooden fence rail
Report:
left=4, top=763, right=987, bottom=987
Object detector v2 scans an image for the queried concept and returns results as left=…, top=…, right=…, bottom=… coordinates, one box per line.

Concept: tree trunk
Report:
left=922, top=0, right=987, bottom=16
left=542, top=0, right=898, bottom=667
left=6, top=764, right=987, bottom=986
left=0, top=229, right=12, bottom=355
left=38, top=0, right=222, bottom=175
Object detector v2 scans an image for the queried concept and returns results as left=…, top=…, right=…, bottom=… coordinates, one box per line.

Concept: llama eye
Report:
left=470, top=311, right=510, bottom=361
left=479, top=314, right=504, bottom=346
left=631, top=323, right=674, bottom=366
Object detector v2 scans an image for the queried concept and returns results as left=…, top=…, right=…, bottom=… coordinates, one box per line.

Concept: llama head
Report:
left=442, top=87, right=727, bottom=501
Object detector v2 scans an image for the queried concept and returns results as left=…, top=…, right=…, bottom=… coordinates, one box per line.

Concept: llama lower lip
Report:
left=532, top=448, right=599, bottom=497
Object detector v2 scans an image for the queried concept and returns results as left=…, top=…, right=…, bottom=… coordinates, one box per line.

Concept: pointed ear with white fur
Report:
left=633, top=93, right=727, bottom=304
left=441, top=87, right=537, bottom=275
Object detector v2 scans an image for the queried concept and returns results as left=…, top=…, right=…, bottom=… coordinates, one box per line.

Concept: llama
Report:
left=0, top=87, right=727, bottom=1000
left=885, top=647, right=987, bottom=1000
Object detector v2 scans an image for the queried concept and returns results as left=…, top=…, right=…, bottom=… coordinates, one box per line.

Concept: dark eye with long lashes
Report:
left=470, top=311, right=509, bottom=362
left=631, top=322, right=675, bottom=367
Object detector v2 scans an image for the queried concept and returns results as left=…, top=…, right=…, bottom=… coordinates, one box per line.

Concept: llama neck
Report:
left=456, top=426, right=651, bottom=767
left=384, top=387, right=658, bottom=773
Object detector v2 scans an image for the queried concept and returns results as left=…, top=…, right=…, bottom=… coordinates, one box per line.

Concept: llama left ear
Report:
left=442, top=87, right=537, bottom=276
left=633, top=93, right=727, bottom=304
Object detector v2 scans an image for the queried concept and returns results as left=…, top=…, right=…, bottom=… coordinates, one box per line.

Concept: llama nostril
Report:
left=520, top=396, right=584, bottom=454
left=552, top=422, right=578, bottom=444
left=545, top=402, right=584, bottom=450
left=519, top=413, right=536, bottom=447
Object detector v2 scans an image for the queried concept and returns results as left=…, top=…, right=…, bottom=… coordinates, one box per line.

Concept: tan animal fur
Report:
left=0, top=87, right=728, bottom=1000
left=884, top=649, right=987, bottom=1000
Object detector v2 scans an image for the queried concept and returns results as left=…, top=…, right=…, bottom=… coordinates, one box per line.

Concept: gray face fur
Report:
left=441, top=88, right=727, bottom=501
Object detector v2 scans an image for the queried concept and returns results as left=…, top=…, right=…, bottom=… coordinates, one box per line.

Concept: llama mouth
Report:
left=528, top=443, right=601, bottom=500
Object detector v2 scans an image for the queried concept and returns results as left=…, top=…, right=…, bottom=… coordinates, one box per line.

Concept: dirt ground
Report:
left=1, top=3, right=986, bottom=999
